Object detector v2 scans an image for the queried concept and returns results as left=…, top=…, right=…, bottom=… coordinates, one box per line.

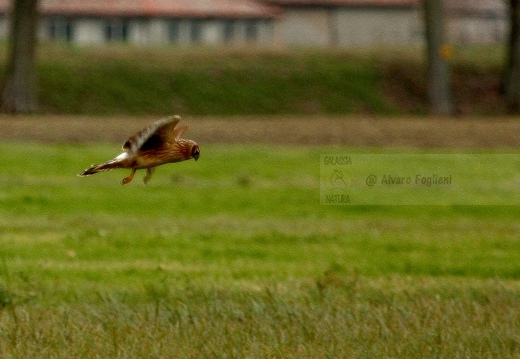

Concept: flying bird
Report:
left=78, top=115, right=200, bottom=185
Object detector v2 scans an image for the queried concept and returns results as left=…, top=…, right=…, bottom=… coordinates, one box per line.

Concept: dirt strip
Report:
left=1, top=115, right=519, bottom=148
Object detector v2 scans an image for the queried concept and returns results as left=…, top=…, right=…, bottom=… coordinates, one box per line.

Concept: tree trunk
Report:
left=1, top=0, right=39, bottom=113
left=504, top=0, right=520, bottom=113
left=423, top=0, right=453, bottom=116
left=327, top=6, right=339, bottom=46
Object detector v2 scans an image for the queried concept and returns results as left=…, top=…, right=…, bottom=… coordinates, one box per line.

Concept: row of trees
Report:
left=2, top=0, right=520, bottom=115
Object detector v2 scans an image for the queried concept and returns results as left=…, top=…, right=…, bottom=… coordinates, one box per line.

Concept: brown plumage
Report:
left=78, top=115, right=200, bottom=185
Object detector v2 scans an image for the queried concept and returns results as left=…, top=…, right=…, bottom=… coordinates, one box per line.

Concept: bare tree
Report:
left=504, top=0, right=520, bottom=112
left=423, top=0, right=453, bottom=116
left=1, top=0, right=39, bottom=113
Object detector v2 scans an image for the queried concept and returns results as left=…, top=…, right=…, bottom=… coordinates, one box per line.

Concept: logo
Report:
left=323, top=168, right=352, bottom=191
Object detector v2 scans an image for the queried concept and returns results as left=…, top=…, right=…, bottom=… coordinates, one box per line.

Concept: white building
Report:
left=445, top=0, right=508, bottom=44
left=0, top=0, right=280, bottom=45
left=266, top=0, right=422, bottom=47
left=0, top=0, right=509, bottom=46
left=266, top=0, right=508, bottom=47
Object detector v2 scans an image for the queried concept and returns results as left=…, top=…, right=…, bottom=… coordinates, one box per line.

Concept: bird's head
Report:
left=191, top=143, right=200, bottom=161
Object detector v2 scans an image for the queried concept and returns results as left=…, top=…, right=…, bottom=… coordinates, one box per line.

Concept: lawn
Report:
left=0, top=44, right=507, bottom=116
left=1, top=141, right=520, bottom=357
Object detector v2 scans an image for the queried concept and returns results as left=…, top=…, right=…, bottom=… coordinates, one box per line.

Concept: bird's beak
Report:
left=194, top=154, right=199, bottom=161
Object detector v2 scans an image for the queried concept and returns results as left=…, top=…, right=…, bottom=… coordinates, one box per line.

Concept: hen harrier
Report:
left=78, top=115, right=199, bottom=185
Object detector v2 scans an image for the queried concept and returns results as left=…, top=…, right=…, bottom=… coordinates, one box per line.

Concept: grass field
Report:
left=34, top=46, right=394, bottom=115
left=1, top=138, right=520, bottom=358
left=0, top=43, right=508, bottom=116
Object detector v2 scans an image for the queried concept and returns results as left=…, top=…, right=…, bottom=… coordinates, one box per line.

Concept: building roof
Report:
left=0, top=0, right=282, bottom=19
left=0, top=0, right=505, bottom=18
left=264, top=0, right=507, bottom=14
left=263, top=0, right=419, bottom=8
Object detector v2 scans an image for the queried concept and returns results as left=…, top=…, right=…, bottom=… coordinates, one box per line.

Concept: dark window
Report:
left=168, top=20, right=181, bottom=42
left=190, top=20, right=202, bottom=43
left=245, top=20, right=258, bottom=41
left=49, top=17, right=74, bottom=41
left=105, top=19, right=129, bottom=42
left=223, top=20, right=236, bottom=42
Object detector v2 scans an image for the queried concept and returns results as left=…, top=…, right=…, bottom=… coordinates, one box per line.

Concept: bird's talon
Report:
left=121, top=177, right=132, bottom=185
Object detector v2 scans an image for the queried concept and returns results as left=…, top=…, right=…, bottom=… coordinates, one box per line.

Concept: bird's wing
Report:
left=122, top=115, right=181, bottom=155
left=173, top=124, right=190, bottom=141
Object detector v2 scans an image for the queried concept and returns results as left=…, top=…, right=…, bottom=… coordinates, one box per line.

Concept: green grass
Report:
left=1, top=141, right=520, bottom=357
left=33, top=45, right=392, bottom=116
left=0, top=44, right=508, bottom=116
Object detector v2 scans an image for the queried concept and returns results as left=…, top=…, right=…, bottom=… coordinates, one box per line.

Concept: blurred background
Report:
left=0, top=0, right=515, bottom=118
left=2, top=1, right=520, bottom=357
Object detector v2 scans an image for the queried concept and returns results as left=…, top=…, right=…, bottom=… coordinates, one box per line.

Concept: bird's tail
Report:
left=78, top=159, right=122, bottom=177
